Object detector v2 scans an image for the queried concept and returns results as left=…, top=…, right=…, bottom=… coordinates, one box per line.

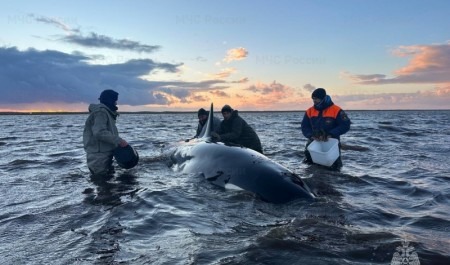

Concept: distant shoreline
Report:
left=0, top=109, right=449, bottom=115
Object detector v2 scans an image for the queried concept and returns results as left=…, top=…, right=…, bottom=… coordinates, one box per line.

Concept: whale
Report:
left=169, top=103, right=315, bottom=203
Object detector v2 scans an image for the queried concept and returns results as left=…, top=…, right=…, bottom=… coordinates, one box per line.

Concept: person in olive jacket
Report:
left=83, top=89, right=128, bottom=176
left=212, top=105, right=263, bottom=153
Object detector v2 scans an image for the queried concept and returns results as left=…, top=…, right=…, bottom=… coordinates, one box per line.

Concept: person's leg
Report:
left=303, top=139, right=313, bottom=164
left=87, top=152, right=114, bottom=176
left=330, top=156, right=342, bottom=170
left=330, top=143, right=343, bottom=170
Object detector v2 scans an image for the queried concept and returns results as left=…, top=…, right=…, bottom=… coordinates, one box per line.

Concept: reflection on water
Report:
left=84, top=173, right=140, bottom=207
left=0, top=111, right=449, bottom=264
left=80, top=173, right=140, bottom=263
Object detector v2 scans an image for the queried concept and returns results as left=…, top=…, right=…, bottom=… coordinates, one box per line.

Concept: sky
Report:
left=1, top=0, right=450, bottom=112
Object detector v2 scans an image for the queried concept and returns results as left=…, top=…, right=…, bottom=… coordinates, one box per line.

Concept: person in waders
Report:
left=301, top=88, right=351, bottom=169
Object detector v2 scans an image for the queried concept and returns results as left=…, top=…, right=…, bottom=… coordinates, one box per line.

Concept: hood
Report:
left=88, top=103, right=118, bottom=118
left=314, top=95, right=334, bottom=111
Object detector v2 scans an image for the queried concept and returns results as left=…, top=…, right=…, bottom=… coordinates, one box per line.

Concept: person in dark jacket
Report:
left=212, top=105, right=263, bottom=153
left=83, top=89, right=128, bottom=176
left=194, top=108, right=221, bottom=138
left=301, top=88, right=351, bottom=169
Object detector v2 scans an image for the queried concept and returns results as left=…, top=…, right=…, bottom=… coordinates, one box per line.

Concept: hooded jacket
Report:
left=219, top=110, right=263, bottom=153
left=301, top=95, right=350, bottom=140
left=195, top=116, right=222, bottom=138
left=83, top=103, right=122, bottom=153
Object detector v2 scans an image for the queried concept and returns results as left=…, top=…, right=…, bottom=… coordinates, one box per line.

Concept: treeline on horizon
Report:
left=0, top=109, right=448, bottom=115
left=1, top=110, right=298, bottom=115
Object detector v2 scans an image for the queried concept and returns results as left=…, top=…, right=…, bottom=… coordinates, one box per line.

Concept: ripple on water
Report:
left=0, top=111, right=449, bottom=264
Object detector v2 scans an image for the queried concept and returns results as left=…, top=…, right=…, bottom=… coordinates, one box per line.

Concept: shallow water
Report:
left=0, top=110, right=449, bottom=264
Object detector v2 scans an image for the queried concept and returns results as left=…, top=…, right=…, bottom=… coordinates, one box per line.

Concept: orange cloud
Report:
left=423, top=84, right=450, bottom=96
left=335, top=84, right=450, bottom=110
left=211, top=67, right=236, bottom=79
left=393, top=43, right=450, bottom=77
left=223, top=47, right=248, bottom=63
left=243, top=81, right=303, bottom=108
left=344, top=42, right=450, bottom=84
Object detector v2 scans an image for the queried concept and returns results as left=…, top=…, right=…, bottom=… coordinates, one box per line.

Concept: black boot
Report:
left=330, top=156, right=342, bottom=170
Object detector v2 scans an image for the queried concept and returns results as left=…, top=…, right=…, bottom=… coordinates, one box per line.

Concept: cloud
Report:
left=303, top=83, right=316, bottom=92
left=231, top=77, right=249, bottom=83
left=341, top=72, right=388, bottom=83
left=243, top=81, right=300, bottom=106
left=223, top=47, right=248, bottom=62
left=432, top=84, right=450, bottom=96
left=344, top=42, right=450, bottom=85
left=193, top=56, right=207, bottom=62
left=30, top=14, right=76, bottom=33
left=211, top=67, right=236, bottom=79
left=0, top=47, right=230, bottom=106
left=245, top=81, right=291, bottom=95
left=209, top=90, right=230, bottom=98
left=62, top=33, right=161, bottom=53
left=32, top=14, right=160, bottom=53
left=334, top=84, right=450, bottom=109
left=190, top=94, right=210, bottom=102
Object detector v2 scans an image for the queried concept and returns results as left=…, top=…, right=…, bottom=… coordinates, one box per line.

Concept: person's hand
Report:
left=119, top=139, right=128, bottom=147
left=312, top=129, right=330, bottom=141
left=211, top=132, right=221, bottom=141
left=313, top=135, right=330, bottom=141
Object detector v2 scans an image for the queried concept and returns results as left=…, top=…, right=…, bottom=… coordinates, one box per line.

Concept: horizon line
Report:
left=0, top=109, right=449, bottom=115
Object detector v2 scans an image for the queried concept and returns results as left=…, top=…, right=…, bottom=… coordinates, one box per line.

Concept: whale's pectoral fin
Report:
left=205, top=171, right=224, bottom=181
left=288, top=173, right=316, bottom=197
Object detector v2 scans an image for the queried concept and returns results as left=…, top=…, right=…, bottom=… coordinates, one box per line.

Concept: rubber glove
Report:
left=211, top=132, right=221, bottom=141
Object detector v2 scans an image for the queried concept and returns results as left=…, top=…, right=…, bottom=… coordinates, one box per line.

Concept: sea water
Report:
left=0, top=110, right=449, bottom=264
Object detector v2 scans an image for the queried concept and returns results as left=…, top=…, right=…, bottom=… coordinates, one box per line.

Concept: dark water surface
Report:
left=0, top=110, right=449, bottom=265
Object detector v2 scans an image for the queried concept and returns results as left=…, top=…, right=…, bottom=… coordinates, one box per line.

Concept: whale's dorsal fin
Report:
left=202, top=103, right=214, bottom=139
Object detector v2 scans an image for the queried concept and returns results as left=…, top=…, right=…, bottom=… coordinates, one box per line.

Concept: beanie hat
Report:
left=99, top=89, right=119, bottom=103
left=197, top=108, right=208, bottom=117
left=99, top=89, right=119, bottom=112
left=311, top=88, right=326, bottom=100
left=221, top=105, right=233, bottom=113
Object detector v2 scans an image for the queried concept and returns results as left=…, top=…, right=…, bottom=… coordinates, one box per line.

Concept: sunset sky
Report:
left=1, top=0, right=449, bottom=112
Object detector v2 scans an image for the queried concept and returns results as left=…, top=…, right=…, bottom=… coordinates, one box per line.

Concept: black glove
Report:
left=211, top=132, right=221, bottom=141
left=313, top=130, right=329, bottom=141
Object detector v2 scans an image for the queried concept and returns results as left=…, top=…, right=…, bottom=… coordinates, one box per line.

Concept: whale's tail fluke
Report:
left=202, top=103, right=214, bottom=139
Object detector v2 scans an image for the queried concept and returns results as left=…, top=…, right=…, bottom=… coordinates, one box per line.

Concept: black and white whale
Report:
left=170, top=104, right=315, bottom=203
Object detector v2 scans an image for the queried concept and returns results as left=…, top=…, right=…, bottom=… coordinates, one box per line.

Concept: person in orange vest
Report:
left=301, top=88, right=351, bottom=169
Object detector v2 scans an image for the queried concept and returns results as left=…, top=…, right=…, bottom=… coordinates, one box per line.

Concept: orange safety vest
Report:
left=306, top=104, right=342, bottom=119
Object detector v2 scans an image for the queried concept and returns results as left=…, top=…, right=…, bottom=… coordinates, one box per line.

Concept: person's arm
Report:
left=213, top=117, right=221, bottom=133
left=301, top=112, right=313, bottom=139
left=91, top=111, right=122, bottom=146
left=328, top=110, right=351, bottom=138
left=194, top=123, right=202, bottom=138
left=220, top=118, right=243, bottom=141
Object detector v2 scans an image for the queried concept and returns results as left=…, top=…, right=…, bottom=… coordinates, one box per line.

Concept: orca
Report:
left=170, top=103, right=315, bottom=203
